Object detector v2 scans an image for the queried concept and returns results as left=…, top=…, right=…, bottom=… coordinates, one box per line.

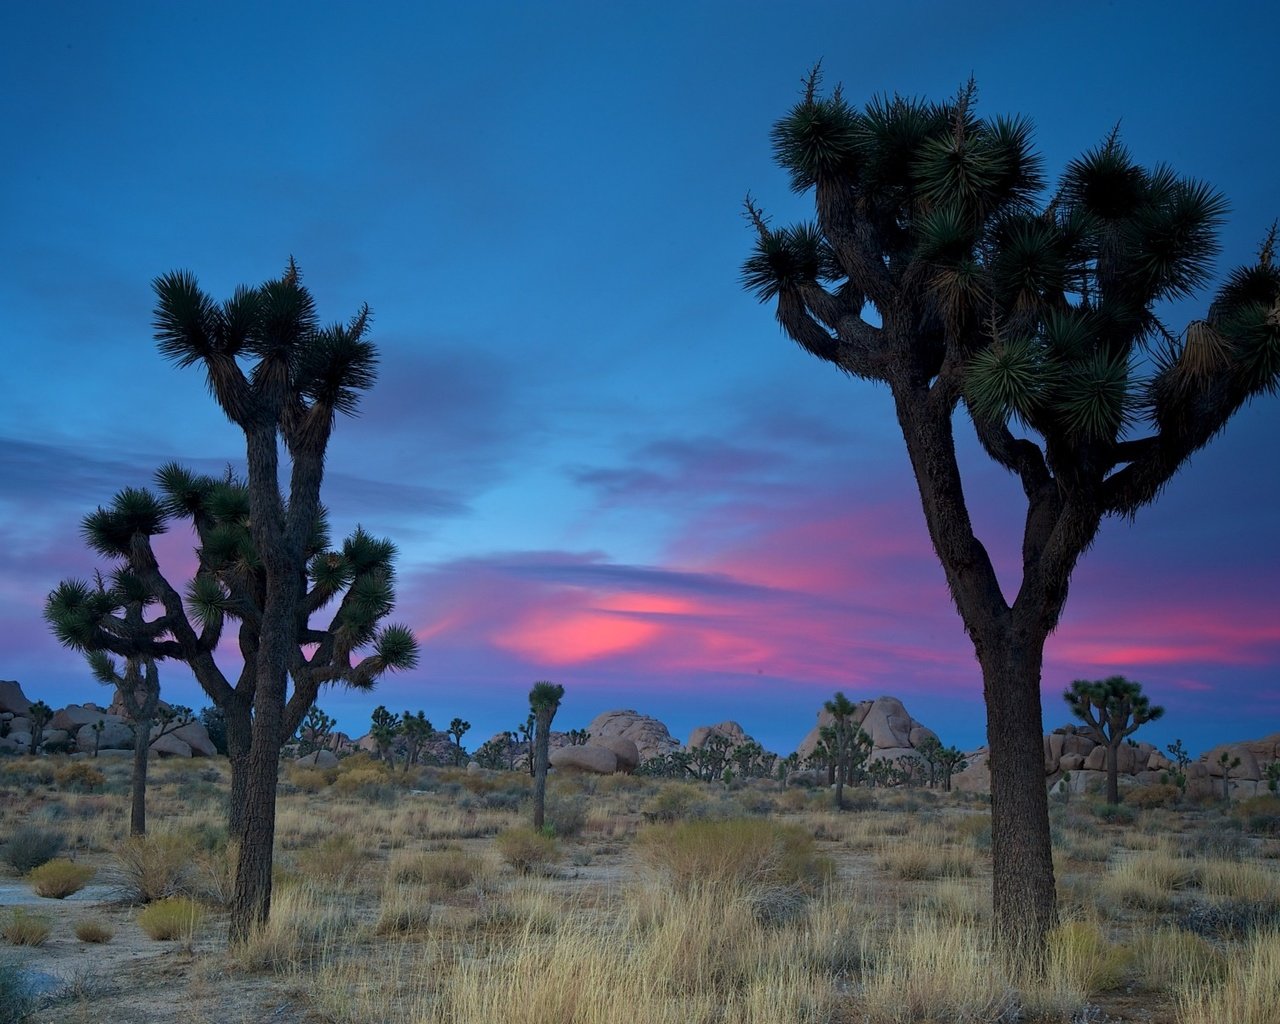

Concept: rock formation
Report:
left=795, top=695, right=939, bottom=765
left=586, top=709, right=680, bottom=762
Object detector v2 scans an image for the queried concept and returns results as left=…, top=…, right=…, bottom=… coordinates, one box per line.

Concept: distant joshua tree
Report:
left=1064, top=676, right=1164, bottom=805
left=447, top=717, right=471, bottom=766
left=529, top=682, right=564, bottom=830
left=26, top=700, right=53, bottom=756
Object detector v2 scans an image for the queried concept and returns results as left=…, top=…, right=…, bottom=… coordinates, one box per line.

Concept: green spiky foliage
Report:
left=297, top=705, right=337, bottom=758
left=824, top=691, right=858, bottom=810
left=746, top=72, right=1278, bottom=965
left=43, top=261, right=419, bottom=946
left=1217, top=750, right=1243, bottom=801
left=400, top=711, right=434, bottom=770
left=447, top=716, right=471, bottom=767
left=529, top=682, right=564, bottom=831
left=1064, top=676, right=1164, bottom=806
left=25, top=700, right=53, bottom=755
left=369, top=705, right=402, bottom=764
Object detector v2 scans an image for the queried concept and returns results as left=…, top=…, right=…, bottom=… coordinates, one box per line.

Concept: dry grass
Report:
left=74, top=916, right=116, bottom=943
left=3, top=908, right=52, bottom=946
left=1177, top=927, right=1280, bottom=1024
left=138, top=896, right=205, bottom=940
left=28, top=857, right=95, bottom=897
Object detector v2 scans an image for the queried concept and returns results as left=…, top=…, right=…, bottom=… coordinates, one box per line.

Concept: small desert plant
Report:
left=541, top=793, right=587, bottom=837
left=641, top=782, right=708, bottom=821
left=1046, top=920, right=1129, bottom=993
left=638, top=818, right=832, bottom=894
left=1130, top=927, right=1224, bottom=992
left=137, top=896, right=204, bottom=940
left=53, top=761, right=106, bottom=793
left=230, top=882, right=353, bottom=972
left=389, top=848, right=480, bottom=892
left=374, top=884, right=434, bottom=935
left=296, top=834, right=366, bottom=886
left=287, top=766, right=330, bottom=793
left=3, top=825, right=64, bottom=873
left=3, top=908, right=52, bottom=946
left=1124, top=783, right=1179, bottom=809
left=74, top=917, right=115, bottom=943
left=114, top=833, right=193, bottom=902
left=28, top=858, right=95, bottom=898
left=880, top=839, right=977, bottom=881
left=495, top=827, right=559, bottom=875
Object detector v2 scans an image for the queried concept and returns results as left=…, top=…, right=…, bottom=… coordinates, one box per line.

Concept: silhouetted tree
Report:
left=26, top=701, right=52, bottom=755
left=447, top=717, right=471, bottom=766
left=529, top=682, right=564, bottom=830
left=746, top=71, right=1279, bottom=963
left=401, top=711, right=434, bottom=770
left=370, top=705, right=402, bottom=764
left=825, top=692, right=857, bottom=809
left=1064, top=676, right=1164, bottom=804
left=44, top=262, right=419, bottom=943
left=297, top=704, right=336, bottom=758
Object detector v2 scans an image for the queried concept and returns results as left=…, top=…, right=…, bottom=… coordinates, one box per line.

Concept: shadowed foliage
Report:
left=745, top=70, right=1279, bottom=965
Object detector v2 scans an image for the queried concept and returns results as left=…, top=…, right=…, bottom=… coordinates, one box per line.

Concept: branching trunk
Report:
left=532, top=712, right=551, bottom=831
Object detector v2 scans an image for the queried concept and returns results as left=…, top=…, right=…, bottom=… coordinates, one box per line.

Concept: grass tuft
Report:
left=28, top=857, right=95, bottom=898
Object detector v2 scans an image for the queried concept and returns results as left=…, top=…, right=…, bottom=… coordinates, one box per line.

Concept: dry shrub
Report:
left=1046, top=920, right=1129, bottom=993
left=2, top=908, right=51, bottom=947
left=28, top=858, right=95, bottom=898
left=374, top=884, right=434, bottom=935
left=332, top=768, right=390, bottom=798
left=1101, top=851, right=1197, bottom=911
left=53, top=761, right=107, bottom=793
left=1124, top=783, right=1180, bottom=809
left=879, top=840, right=976, bottom=881
left=1178, top=926, right=1280, bottom=1024
left=1198, top=859, right=1279, bottom=903
left=637, top=818, right=832, bottom=894
left=495, top=828, right=559, bottom=875
left=918, top=880, right=984, bottom=925
left=114, top=833, right=193, bottom=902
left=641, top=782, right=708, bottom=822
left=231, top=882, right=354, bottom=972
left=389, top=848, right=480, bottom=892
left=1130, top=927, right=1224, bottom=992
left=137, top=897, right=204, bottom=940
left=74, top=917, right=115, bottom=943
left=296, top=834, right=367, bottom=886
left=287, top=767, right=330, bottom=793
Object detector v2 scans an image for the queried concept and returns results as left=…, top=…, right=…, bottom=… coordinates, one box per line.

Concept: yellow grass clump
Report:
left=28, top=857, right=95, bottom=898
left=1177, top=927, right=1280, bottom=1024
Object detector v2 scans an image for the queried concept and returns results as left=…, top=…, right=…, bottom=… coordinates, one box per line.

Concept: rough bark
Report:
left=129, top=716, right=151, bottom=837
left=1106, top=738, right=1122, bottom=806
left=983, top=639, right=1058, bottom=966
left=532, top=710, right=552, bottom=831
left=225, top=704, right=253, bottom=840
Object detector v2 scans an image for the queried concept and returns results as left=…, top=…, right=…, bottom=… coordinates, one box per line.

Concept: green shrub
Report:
left=74, top=917, right=115, bottom=943
left=3, top=826, right=64, bottom=873
left=495, top=828, right=559, bottom=875
left=1091, top=801, right=1136, bottom=825
left=2, top=908, right=51, bottom=947
left=641, top=782, right=709, bottom=822
left=637, top=818, right=832, bottom=894
left=542, top=794, right=587, bottom=837
left=137, top=897, right=204, bottom=940
left=28, top=858, right=95, bottom=898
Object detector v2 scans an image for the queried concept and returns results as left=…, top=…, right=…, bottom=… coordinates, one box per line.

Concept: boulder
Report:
left=1203, top=744, right=1261, bottom=781
left=0, top=680, right=31, bottom=715
left=1063, top=733, right=1095, bottom=757
left=1084, top=746, right=1107, bottom=772
left=908, top=725, right=939, bottom=747
left=164, top=721, right=217, bottom=757
left=295, top=749, right=339, bottom=769
left=687, top=721, right=749, bottom=749
left=594, top=735, right=640, bottom=772
left=50, top=705, right=109, bottom=732
left=950, top=748, right=990, bottom=794
left=1059, top=753, right=1086, bottom=772
left=0, top=733, right=31, bottom=754
left=549, top=744, right=618, bottom=774
left=586, top=710, right=680, bottom=762
left=76, top=720, right=135, bottom=752
left=150, top=734, right=193, bottom=758
left=796, top=695, right=937, bottom=763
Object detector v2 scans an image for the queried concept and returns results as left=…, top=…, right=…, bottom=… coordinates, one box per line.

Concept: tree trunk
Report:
left=834, top=732, right=846, bottom=811
left=1106, top=738, right=1121, bottom=805
left=532, top=714, right=550, bottom=831
left=130, top=716, right=152, bottom=837
left=983, top=641, right=1058, bottom=971
left=225, top=704, right=253, bottom=841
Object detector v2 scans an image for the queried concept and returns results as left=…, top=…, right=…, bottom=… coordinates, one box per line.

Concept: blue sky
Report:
left=2, top=1, right=1277, bottom=756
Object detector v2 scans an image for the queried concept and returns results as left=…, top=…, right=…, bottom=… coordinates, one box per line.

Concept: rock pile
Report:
left=795, top=695, right=939, bottom=765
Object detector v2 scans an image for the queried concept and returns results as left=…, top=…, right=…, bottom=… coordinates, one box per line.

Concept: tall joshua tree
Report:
left=745, top=72, right=1279, bottom=963
left=44, top=262, right=419, bottom=943
left=825, top=691, right=857, bottom=810
left=529, top=681, right=564, bottom=830
left=1064, top=676, right=1164, bottom=805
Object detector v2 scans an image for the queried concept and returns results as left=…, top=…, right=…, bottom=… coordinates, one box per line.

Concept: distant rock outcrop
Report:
left=0, top=680, right=32, bottom=716
left=549, top=743, right=619, bottom=774
left=587, top=709, right=679, bottom=763
left=687, top=721, right=751, bottom=750
left=795, top=695, right=939, bottom=765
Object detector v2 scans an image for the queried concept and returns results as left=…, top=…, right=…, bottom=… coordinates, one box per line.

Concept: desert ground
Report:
left=2, top=754, right=1278, bottom=1024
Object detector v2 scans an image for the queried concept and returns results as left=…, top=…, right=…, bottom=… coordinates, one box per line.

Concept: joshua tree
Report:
left=90, top=720, right=105, bottom=758
left=1264, top=760, right=1280, bottom=795
left=517, top=714, right=536, bottom=776
left=401, top=711, right=434, bottom=770
left=565, top=728, right=590, bottom=746
left=1217, top=750, right=1242, bottom=801
left=529, top=681, right=564, bottom=830
left=370, top=705, right=402, bottom=764
left=447, top=717, right=471, bottom=766
left=1065, top=676, right=1164, bottom=805
left=1165, top=738, right=1192, bottom=796
left=44, top=262, right=419, bottom=943
left=936, top=744, right=969, bottom=792
left=745, top=71, right=1278, bottom=961
left=825, top=691, right=858, bottom=809
left=26, top=700, right=52, bottom=756
left=297, top=705, right=337, bottom=758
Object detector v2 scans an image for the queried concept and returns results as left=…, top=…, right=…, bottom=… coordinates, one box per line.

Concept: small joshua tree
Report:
left=370, top=706, right=402, bottom=765
left=936, top=745, right=969, bottom=793
left=400, top=711, right=434, bottom=770
left=565, top=728, right=590, bottom=746
left=447, top=717, right=471, bottom=767
left=26, top=701, right=53, bottom=755
left=1064, top=676, right=1164, bottom=805
left=1166, top=738, right=1192, bottom=796
left=529, top=682, right=564, bottom=831
left=517, top=714, right=536, bottom=776
left=824, top=692, right=858, bottom=810
left=1217, top=750, right=1242, bottom=801
left=90, top=720, right=105, bottom=758
left=1265, top=760, right=1280, bottom=795
left=297, top=705, right=336, bottom=758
